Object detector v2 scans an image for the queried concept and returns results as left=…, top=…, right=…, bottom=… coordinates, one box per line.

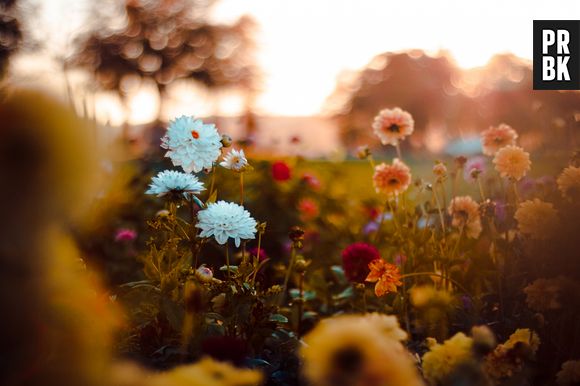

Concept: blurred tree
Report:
left=0, top=0, right=23, bottom=79
left=328, top=51, right=580, bottom=154
left=69, top=0, right=259, bottom=124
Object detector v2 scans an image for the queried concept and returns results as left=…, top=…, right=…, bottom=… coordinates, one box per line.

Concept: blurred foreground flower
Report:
left=481, top=123, right=518, bottom=156
left=484, top=328, right=540, bottom=383
left=196, top=201, right=257, bottom=247
left=146, top=170, right=205, bottom=198
left=422, top=332, right=474, bottom=385
left=448, top=196, right=482, bottom=239
left=301, top=314, right=422, bottom=386
left=112, top=357, right=262, bottom=386
left=366, top=259, right=403, bottom=297
left=161, top=116, right=222, bottom=173
left=373, top=158, right=412, bottom=196
left=493, top=145, right=531, bottom=181
left=372, top=107, right=414, bottom=146
left=220, top=148, right=249, bottom=172
left=341, top=242, right=380, bottom=283
left=514, top=199, right=558, bottom=239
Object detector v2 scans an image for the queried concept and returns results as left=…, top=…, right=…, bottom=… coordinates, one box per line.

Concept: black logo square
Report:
left=533, top=20, right=580, bottom=90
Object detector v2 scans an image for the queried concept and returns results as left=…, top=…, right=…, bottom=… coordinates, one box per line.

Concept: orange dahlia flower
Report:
left=366, top=259, right=403, bottom=297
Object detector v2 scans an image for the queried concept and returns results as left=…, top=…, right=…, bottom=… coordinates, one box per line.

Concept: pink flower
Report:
left=115, top=228, right=137, bottom=242
left=300, top=173, right=321, bottom=190
left=463, top=156, right=487, bottom=183
left=373, top=158, right=412, bottom=196
left=481, top=123, right=518, bottom=156
left=372, top=107, right=415, bottom=146
left=272, top=161, right=291, bottom=181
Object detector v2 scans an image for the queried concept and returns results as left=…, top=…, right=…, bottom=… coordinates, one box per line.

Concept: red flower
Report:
left=341, top=242, right=380, bottom=283
left=298, top=198, right=319, bottom=221
left=272, top=161, right=291, bottom=181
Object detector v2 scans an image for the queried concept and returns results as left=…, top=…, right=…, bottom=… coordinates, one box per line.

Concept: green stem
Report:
left=280, top=246, right=297, bottom=305
left=373, top=199, right=390, bottom=243
left=432, top=189, right=446, bottom=233
left=240, top=172, right=244, bottom=205
left=225, top=245, right=231, bottom=280
left=477, top=177, right=486, bottom=201
left=251, top=230, right=264, bottom=285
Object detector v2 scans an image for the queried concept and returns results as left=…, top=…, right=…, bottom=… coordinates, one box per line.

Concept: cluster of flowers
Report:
left=145, top=116, right=256, bottom=248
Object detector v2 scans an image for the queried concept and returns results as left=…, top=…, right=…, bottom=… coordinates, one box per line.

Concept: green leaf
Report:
left=331, top=265, right=348, bottom=285
left=269, top=314, right=289, bottom=323
left=332, top=286, right=354, bottom=300
left=207, top=189, right=218, bottom=204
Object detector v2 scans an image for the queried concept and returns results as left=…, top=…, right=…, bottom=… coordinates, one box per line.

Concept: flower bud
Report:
left=294, top=257, right=308, bottom=273
left=356, top=145, right=371, bottom=160
left=455, top=155, right=467, bottom=168
left=195, top=265, right=214, bottom=283
left=156, top=209, right=170, bottom=218
left=432, top=162, right=447, bottom=178
left=221, top=134, right=233, bottom=147
left=289, top=226, right=305, bottom=242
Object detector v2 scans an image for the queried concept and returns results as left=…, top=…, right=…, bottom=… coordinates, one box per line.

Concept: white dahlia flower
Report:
left=196, top=201, right=257, bottom=247
left=146, top=170, right=205, bottom=197
left=219, top=148, right=249, bottom=172
left=161, top=116, right=222, bottom=173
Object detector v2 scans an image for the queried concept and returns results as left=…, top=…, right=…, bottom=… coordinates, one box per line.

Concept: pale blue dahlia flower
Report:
left=196, top=201, right=257, bottom=247
left=161, top=116, right=222, bottom=173
left=146, top=170, right=205, bottom=197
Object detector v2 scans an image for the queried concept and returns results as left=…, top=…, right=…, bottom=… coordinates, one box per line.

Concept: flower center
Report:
left=332, top=346, right=364, bottom=374
left=388, top=123, right=400, bottom=133
left=388, top=178, right=400, bottom=185
left=191, top=130, right=200, bottom=139
left=493, top=136, right=504, bottom=144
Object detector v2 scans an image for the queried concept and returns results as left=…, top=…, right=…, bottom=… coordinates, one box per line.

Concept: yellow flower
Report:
left=471, top=325, right=497, bottom=350
left=358, top=313, right=408, bottom=342
left=448, top=196, right=482, bottom=239
left=301, top=314, right=423, bottom=386
left=484, top=328, right=540, bottom=382
left=523, top=278, right=562, bottom=311
left=481, top=123, right=518, bottom=156
left=372, top=107, right=415, bottom=146
left=493, top=145, right=531, bottom=181
left=366, top=259, right=403, bottom=297
left=112, top=358, right=262, bottom=386
left=504, top=328, right=540, bottom=353
left=514, top=199, right=558, bottom=239
left=373, top=158, right=412, bottom=196
left=557, top=360, right=580, bottom=385
left=422, top=333, right=474, bottom=384
left=409, top=285, right=453, bottom=309
left=557, top=166, right=580, bottom=200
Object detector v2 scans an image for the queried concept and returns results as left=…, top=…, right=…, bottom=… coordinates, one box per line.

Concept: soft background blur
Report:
left=2, top=0, right=579, bottom=157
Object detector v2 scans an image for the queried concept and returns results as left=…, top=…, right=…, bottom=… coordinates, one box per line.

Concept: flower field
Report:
left=2, top=89, right=580, bottom=386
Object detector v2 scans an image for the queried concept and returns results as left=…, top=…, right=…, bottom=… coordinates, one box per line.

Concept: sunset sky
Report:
left=21, top=0, right=580, bottom=123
